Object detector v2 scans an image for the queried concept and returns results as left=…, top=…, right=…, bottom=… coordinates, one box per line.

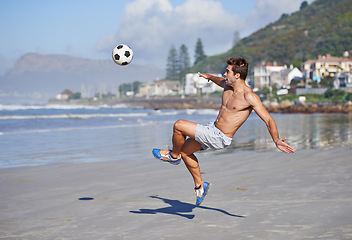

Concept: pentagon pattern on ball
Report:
left=112, top=44, right=133, bottom=66
left=114, top=53, right=120, bottom=61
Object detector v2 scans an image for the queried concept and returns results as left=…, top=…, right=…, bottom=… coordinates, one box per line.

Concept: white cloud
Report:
left=97, top=0, right=316, bottom=67
left=97, top=0, right=240, bottom=67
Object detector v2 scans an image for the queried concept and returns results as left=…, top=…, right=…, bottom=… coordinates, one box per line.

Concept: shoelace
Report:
left=166, top=145, right=180, bottom=160
left=195, top=185, right=204, bottom=197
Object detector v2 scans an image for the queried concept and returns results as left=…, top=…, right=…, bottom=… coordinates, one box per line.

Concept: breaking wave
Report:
left=0, top=113, right=148, bottom=120
left=0, top=104, right=127, bottom=111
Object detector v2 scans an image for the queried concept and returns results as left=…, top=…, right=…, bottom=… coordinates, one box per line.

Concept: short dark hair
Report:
left=226, top=57, right=249, bottom=80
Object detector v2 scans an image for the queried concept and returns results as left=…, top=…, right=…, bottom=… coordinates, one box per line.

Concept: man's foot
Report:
left=195, top=181, right=211, bottom=206
left=152, top=148, right=181, bottom=165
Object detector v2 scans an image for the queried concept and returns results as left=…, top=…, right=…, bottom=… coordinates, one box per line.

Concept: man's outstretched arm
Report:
left=198, top=72, right=226, bottom=88
left=246, top=92, right=295, bottom=153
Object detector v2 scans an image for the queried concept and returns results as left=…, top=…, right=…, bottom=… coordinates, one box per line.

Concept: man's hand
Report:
left=275, top=138, right=295, bottom=153
left=198, top=72, right=211, bottom=81
left=198, top=72, right=226, bottom=88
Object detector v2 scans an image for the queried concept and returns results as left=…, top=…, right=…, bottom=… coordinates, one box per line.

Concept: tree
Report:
left=119, top=83, right=131, bottom=95
left=166, top=45, right=179, bottom=80
left=288, top=60, right=302, bottom=69
left=118, top=82, right=141, bottom=96
left=194, top=38, right=206, bottom=65
left=280, top=13, right=289, bottom=20
left=233, top=31, right=241, bottom=47
left=179, top=44, right=190, bottom=77
left=300, top=1, right=308, bottom=10
left=346, top=93, right=352, bottom=101
left=324, top=88, right=346, bottom=101
left=132, top=81, right=141, bottom=93
left=68, top=92, right=81, bottom=100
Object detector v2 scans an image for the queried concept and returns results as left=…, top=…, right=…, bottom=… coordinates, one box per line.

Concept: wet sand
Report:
left=1, top=146, right=352, bottom=239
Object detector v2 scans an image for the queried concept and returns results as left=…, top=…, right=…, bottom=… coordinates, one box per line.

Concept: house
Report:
left=254, top=62, right=302, bottom=89
left=302, top=54, right=352, bottom=83
left=184, top=73, right=223, bottom=95
left=270, top=66, right=303, bottom=89
left=56, top=89, right=73, bottom=100
left=335, top=72, right=352, bottom=88
left=254, top=62, right=285, bottom=88
left=137, top=80, right=181, bottom=97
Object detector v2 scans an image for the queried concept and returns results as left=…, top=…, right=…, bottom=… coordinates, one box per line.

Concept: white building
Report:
left=56, top=89, right=73, bottom=100
left=137, top=80, right=181, bottom=97
left=254, top=62, right=303, bottom=89
left=254, top=62, right=285, bottom=88
left=270, top=66, right=303, bottom=89
left=184, top=73, right=223, bottom=95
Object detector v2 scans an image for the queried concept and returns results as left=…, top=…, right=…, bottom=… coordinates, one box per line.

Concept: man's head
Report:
left=226, top=57, right=249, bottom=80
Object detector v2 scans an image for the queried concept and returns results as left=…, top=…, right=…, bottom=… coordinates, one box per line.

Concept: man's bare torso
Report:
left=214, top=85, right=253, bottom=138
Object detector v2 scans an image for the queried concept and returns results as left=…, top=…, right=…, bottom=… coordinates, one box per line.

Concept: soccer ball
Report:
left=112, top=44, right=133, bottom=66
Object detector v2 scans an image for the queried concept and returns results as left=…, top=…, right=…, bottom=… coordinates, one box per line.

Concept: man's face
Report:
left=224, top=65, right=236, bottom=85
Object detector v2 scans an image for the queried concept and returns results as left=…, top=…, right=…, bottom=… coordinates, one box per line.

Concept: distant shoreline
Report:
left=48, top=96, right=352, bottom=114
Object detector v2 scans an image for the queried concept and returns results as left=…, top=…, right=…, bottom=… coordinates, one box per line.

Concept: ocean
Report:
left=0, top=104, right=351, bottom=168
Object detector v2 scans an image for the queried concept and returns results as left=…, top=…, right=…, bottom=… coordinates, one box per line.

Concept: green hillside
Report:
left=192, top=0, right=352, bottom=74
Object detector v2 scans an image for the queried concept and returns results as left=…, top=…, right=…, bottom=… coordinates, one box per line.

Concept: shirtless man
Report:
left=153, top=57, right=294, bottom=206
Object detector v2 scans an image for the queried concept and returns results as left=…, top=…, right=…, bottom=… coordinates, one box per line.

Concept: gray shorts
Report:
left=195, top=122, right=233, bottom=150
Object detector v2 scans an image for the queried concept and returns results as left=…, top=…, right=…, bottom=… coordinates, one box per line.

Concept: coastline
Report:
left=1, top=146, right=351, bottom=239
left=49, top=96, right=352, bottom=114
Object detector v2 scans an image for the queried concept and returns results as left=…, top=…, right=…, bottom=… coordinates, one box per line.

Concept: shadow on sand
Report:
left=130, top=195, right=245, bottom=219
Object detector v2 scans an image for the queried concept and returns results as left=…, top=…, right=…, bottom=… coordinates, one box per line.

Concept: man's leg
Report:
left=170, top=119, right=197, bottom=159
left=181, top=138, right=211, bottom=206
left=155, top=120, right=210, bottom=205
left=172, top=120, right=204, bottom=187
left=180, top=138, right=204, bottom=188
left=159, top=119, right=203, bottom=185
left=154, top=120, right=197, bottom=159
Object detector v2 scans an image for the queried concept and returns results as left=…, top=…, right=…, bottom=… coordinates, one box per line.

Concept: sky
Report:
left=0, top=0, right=315, bottom=74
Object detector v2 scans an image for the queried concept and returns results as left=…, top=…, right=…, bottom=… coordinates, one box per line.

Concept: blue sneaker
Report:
left=195, top=182, right=211, bottom=206
left=152, top=148, right=181, bottom=165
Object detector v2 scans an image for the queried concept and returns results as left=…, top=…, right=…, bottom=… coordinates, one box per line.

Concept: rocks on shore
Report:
left=263, top=100, right=352, bottom=114
left=125, top=97, right=352, bottom=114
left=50, top=97, right=352, bottom=114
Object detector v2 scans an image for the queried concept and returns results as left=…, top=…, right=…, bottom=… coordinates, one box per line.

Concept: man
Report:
left=153, top=57, right=294, bottom=206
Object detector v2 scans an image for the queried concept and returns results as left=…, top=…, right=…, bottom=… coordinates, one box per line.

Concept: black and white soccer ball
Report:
left=112, top=44, right=133, bottom=66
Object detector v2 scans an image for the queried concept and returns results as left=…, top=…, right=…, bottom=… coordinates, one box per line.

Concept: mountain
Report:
left=0, top=53, right=165, bottom=104
left=193, top=0, right=352, bottom=74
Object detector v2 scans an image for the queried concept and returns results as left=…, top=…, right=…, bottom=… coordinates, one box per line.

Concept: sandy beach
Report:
left=1, top=146, right=352, bottom=239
